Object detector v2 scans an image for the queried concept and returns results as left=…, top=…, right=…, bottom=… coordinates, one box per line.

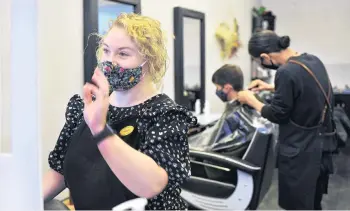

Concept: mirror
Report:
left=83, top=0, right=141, bottom=83
left=183, top=17, right=201, bottom=112
left=98, top=0, right=134, bottom=35
left=174, top=7, right=206, bottom=114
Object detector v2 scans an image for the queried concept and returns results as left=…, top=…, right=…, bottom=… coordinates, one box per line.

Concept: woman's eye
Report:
left=103, top=48, right=110, bottom=54
left=119, top=52, right=129, bottom=57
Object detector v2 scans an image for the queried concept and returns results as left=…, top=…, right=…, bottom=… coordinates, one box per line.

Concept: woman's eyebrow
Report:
left=102, top=43, right=135, bottom=52
left=118, top=47, right=134, bottom=51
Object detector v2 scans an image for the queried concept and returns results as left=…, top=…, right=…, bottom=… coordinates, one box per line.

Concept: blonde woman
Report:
left=43, top=13, right=196, bottom=210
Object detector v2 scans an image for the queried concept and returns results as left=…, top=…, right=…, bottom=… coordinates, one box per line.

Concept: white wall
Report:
left=38, top=0, right=84, bottom=199
left=1, top=0, right=258, bottom=200
left=1, top=0, right=83, bottom=199
left=0, top=0, right=12, bottom=153
left=37, top=0, right=83, bottom=171
left=261, top=0, right=350, bottom=87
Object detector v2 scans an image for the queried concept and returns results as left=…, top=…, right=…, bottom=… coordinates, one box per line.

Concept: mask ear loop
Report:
left=140, top=61, right=148, bottom=78
left=260, top=56, right=277, bottom=67
left=140, top=61, right=147, bottom=67
left=269, top=58, right=276, bottom=66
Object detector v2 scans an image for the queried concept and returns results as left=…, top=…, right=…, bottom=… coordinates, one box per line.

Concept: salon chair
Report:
left=181, top=101, right=277, bottom=210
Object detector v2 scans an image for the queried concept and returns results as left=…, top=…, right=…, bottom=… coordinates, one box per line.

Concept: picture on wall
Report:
left=215, top=18, right=241, bottom=59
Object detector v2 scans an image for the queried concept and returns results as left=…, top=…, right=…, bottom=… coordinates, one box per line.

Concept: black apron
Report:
left=63, top=117, right=141, bottom=210
left=277, top=60, right=337, bottom=210
left=62, top=95, right=172, bottom=210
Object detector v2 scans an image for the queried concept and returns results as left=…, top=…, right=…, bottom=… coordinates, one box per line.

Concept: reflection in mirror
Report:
left=98, top=0, right=134, bottom=35
left=183, top=17, right=201, bottom=112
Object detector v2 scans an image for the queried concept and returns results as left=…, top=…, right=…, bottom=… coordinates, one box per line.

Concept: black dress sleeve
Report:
left=139, top=109, right=197, bottom=189
left=48, top=94, right=84, bottom=175
left=261, top=68, right=297, bottom=124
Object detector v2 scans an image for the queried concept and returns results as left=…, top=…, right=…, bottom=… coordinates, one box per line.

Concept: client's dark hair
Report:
left=212, top=64, right=243, bottom=91
left=248, top=30, right=291, bottom=58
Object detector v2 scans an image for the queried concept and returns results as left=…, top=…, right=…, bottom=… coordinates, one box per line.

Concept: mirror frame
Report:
left=173, top=7, right=206, bottom=114
left=83, top=0, right=141, bottom=83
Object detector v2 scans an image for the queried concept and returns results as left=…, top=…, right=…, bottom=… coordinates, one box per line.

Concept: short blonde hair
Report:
left=96, top=13, right=168, bottom=84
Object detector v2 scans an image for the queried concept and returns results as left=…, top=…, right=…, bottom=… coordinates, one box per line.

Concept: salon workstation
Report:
left=1, top=0, right=350, bottom=210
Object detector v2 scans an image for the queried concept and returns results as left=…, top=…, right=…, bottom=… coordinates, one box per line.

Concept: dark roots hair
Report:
left=212, top=64, right=243, bottom=91
left=248, top=30, right=290, bottom=58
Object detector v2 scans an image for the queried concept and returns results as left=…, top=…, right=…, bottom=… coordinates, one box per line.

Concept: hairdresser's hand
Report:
left=238, top=90, right=258, bottom=105
left=238, top=90, right=265, bottom=113
left=248, top=79, right=274, bottom=92
left=83, top=68, right=110, bottom=136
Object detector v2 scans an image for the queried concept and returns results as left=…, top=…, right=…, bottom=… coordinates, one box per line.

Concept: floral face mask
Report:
left=98, top=61, right=147, bottom=91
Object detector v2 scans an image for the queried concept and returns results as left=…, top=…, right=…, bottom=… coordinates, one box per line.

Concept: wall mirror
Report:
left=83, top=0, right=141, bottom=83
left=174, top=7, right=206, bottom=114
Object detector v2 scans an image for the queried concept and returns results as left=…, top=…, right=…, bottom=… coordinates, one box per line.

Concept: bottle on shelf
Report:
left=195, top=99, right=201, bottom=115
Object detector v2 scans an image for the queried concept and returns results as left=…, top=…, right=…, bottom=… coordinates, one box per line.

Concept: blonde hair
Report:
left=96, top=13, right=168, bottom=84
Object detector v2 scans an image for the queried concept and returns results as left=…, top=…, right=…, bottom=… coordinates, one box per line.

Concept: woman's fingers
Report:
left=83, top=84, right=92, bottom=105
left=84, top=67, right=109, bottom=105
left=83, top=83, right=99, bottom=105
left=91, top=68, right=109, bottom=95
left=250, top=87, right=262, bottom=92
left=248, top=82, right=260, bottom=90
left=248, top=83, right=256, bottom=90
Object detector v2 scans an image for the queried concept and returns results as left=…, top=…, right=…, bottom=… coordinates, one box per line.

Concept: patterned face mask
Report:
left=98, top=61, right=147, bottom=91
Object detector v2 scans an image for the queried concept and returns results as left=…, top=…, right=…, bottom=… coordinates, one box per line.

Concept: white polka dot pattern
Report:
left=48, top=93, right=197, bottom=210
left=49, top=94, right=83, bottom=174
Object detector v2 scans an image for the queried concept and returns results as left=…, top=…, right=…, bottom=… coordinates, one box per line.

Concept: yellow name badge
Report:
left=119, top=126, right=135, bottom=137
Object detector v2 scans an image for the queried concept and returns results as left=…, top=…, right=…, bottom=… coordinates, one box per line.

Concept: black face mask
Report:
left=216, top=89, right=228, bottom=102
left=260, top=57, right=280, bottom=70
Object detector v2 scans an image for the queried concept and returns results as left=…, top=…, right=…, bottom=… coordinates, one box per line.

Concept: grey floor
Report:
left=258, top=145, right=350, bottom=210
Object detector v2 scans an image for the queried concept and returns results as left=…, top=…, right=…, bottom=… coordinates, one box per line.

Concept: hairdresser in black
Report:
left=237, top=30, right=337, bottom=210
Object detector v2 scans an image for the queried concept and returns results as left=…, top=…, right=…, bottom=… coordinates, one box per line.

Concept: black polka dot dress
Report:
left=48, top=93, right=197, bottom=210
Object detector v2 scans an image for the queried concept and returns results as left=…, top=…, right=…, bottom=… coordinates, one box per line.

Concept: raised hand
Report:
left=83, top=68, right=110, bottom=135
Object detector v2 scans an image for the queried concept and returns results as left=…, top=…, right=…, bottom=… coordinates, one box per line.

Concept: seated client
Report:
left=211, top=64, right=244, bottom=140
left=212, top=64, right=244, bottom=104
left=42, top=13, right=197, bottom=210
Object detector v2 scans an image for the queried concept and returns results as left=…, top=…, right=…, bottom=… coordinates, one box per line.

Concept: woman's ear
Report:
left=260, top=53, right=269, bottom=60
left=260, top=53, right=273, bottom=65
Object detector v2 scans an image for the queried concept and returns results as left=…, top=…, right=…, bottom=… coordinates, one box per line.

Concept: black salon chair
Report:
left=44, top=199, right=69, bottom=210
left=181, top=104, right=276, bottom=210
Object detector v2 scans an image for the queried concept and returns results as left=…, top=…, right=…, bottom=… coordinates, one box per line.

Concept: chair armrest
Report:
left=189, top=150, right=261, bottom=173
left=112, top=198, right=148, bottom=211
left=44, top=199, right=69, bottom=210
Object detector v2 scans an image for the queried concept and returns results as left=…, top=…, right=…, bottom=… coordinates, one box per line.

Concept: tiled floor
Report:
left=258, top=145, right=350, bottom=210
